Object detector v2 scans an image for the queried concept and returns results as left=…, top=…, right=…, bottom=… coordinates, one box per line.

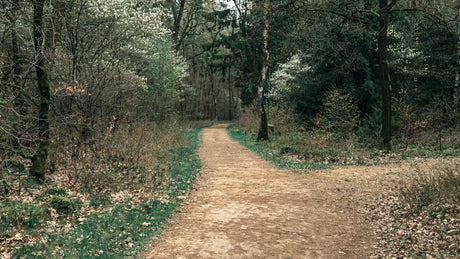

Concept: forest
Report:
left=0, top=0, right=459, bottom=257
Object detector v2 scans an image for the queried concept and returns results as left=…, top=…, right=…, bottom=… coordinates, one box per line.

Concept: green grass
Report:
left=397, top=144, right=460, bottom=158
left=11, top=127, right=203, bottom=258
left=227, top=125, right=328, bottom=172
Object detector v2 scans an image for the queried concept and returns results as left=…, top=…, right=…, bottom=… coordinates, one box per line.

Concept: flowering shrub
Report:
left=268, top=52, right=311, bottom=102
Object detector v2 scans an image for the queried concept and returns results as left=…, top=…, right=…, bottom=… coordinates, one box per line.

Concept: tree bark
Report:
left=455, top=4, right=460, bottom=92
left=228, top=67, right=233, bottom=121
left=9, top=0, right=27, bottom=119
left=30, top=0, right=50, bottom=182
left=257, top=0, right=269, bottom=141
left=45, top=0, right=65, bottom=64
left=173, top=0, right=186, bottom=51
left=378, top=0, right=396, bottom=150
left=10, top=0, right=21, bottom=86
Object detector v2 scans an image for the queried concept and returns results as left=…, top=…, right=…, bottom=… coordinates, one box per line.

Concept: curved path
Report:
left=145, top=124, right=377, bottom=258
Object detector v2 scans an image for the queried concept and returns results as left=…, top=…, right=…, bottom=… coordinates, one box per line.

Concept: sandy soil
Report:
left=144, top=124, right=404, bottom=258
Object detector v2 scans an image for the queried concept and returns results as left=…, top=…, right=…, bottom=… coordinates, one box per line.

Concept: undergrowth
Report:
left=0, top=123, right=203, bottom=258
left=376, top=162, right=460, bottom=258
left=235, top=103, right=459, bottom=166
left=235, top=104, right=460, bottom=257
left=227, top=125, right=327, bottom=172
left=400, top=165, right=460, bottom=215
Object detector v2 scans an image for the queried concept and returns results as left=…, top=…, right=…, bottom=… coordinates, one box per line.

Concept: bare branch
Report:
left=4, top=83, right=39, bottom=106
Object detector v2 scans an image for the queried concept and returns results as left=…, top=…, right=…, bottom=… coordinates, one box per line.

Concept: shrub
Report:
left=45, top=188, right=68, bottom=196
left=50, top=196, right=74, bottom=214
left=59, top=121, right=187, bottom=193
left=317, top=89, right=360, bottom=138
left=0, top=200, right=51, bottom=235
left=399, top=163, right=460, bottom=215
left=379, top=162, right=460, bottom=258
left=236, top=103, right=258, bottom=135
left=235, top=100, right=369, bottom=164
left=89, top=192, right=112, bottom=207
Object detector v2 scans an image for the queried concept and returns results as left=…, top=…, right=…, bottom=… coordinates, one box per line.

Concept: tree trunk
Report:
left=228, top=67, right=233, bottom=121
left=378, top=0, right=395, bottom=150
left=257, top=0, right=269, bottom=141
left=30, top=0, right=50, bottom=182
left=173, top=0, right=186, bottom=51
left=10, top=0, right=27, bottom=120
left=45, top=0, right=65, bottom=64
left=455, top=4, right=460, bottom=92
left=10, top=0, right=21, bottom=86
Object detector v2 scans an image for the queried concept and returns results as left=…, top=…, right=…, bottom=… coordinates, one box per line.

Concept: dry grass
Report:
left=372, top=159, right=460, bottom=258
left=0, top=121, right=191, bottom=257
left=235, top=105, right=373, bottom=164
left=234, top=106, right=460, bottom=257
left=235, top=103, right=259, bottom=135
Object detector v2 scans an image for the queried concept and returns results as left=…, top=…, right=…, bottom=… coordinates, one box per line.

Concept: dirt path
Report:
left=144, top=124, right=398, bottom=258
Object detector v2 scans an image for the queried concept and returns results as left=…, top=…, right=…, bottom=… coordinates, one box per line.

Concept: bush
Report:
left=318, top=89, right=360, bottom=138
left=235, top=100, right=369, bottom=165
left=0, top=200, right=51, bottom=235
left=236, top=103, right=258, bottom=136
left=59, top=121, right=186, bottom=193
left=399, top=163, right=460, bottom=215
left=89, top=192, right=111, bottom=207
left=45, top=188, right=67, bottom=196
left=50, top=196, right=74, bottom=214
left=379, top=162, right=460, bottom=258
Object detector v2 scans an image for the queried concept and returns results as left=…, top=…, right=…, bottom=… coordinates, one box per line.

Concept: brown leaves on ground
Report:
left=371, top=159, right=460, bottom=258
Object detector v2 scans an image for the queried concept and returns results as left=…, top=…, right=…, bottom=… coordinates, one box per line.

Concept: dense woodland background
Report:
left=1, top=0, right=459, bottom=178
left=0, top=0, right=459, bottom=257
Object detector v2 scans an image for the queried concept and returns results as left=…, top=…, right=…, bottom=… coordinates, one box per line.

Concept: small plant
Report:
left=89, top=192, right=112, bottom=207
left=318, top=89, right=360, bottom=138
left=50, top=195, right=74, bottom=214
left=234, top=100, right=375, bottom=166
left=0, top=200, right=51, bottom=235
left=236, top=103, right=259, bottom=136
left=45, top=187, right=68, bottom=196
left=399, top=164, right=460, bottom=215
left=227, top=126, right=327, bottom=171
left=393, top=89, right=428, bottom=149
left=378, top=162, right=460, bottom=258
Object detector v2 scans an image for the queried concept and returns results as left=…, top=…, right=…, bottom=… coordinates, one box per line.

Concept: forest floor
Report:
left=143, top=124, right=415, bottom=258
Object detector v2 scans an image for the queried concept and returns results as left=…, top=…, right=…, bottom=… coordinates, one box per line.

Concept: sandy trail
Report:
left=144, top=124, right=387, bottom=258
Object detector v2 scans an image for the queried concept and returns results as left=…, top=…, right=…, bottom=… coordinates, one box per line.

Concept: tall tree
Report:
left=173, top=0, right=186, bottom=51
left=456, top=4, right=460, bottom=92
left=378, top=0, right=397, bottom=150
left=30, top=0, right=50, bottom=182
left=9, top=0, right=21, bottom=88
left=257, top=0, right=269, bottom=141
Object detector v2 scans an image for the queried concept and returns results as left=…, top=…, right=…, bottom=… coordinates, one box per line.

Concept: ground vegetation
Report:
left=1, top=0, right=459, bottom=257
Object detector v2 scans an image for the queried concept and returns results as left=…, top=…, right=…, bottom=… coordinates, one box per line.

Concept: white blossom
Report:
left=388, top=26, right=427, bottom=75
left=85, top=0, right=188, bottom=96
left=268, top=52, right=311, bottom=101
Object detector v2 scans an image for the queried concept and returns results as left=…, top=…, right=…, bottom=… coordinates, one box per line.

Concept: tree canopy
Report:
left=1, top=0, right=459, bottom=179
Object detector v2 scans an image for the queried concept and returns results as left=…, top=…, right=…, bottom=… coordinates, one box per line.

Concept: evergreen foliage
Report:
left=320, top=89, right=360, bottom=137
left=0, top=0, right=459, bottom=257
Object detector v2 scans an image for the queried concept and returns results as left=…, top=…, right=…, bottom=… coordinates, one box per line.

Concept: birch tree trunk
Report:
left=257, top=0, right=269, bottom=141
